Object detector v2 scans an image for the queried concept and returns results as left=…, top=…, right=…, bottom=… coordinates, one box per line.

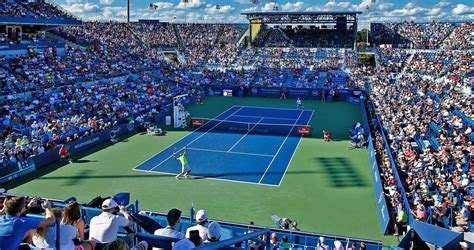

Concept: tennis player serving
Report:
left=174, top=145, right=191, bottom=179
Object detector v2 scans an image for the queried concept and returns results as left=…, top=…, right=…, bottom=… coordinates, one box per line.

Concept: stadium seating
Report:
left=0, top=193, right=386, bottom=249
left=0, top=6, right=472, bottom=247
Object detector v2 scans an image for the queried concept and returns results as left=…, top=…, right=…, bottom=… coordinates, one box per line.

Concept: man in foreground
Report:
left=0, top=196, right=55, bottom=250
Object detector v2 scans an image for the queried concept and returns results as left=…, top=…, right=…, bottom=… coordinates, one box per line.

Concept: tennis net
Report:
left=191, top=117, right=311, bottom=137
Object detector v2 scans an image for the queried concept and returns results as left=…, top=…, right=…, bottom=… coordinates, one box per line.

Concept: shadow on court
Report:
left=3, top=133, right=135, bottom=190
left=74, top=159, right=99, bottom=163
left=36, top=169, right=319, bottom=182
left=314, top=157, right=367, bottom=188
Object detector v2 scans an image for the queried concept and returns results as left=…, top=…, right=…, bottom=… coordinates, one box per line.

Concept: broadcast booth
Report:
left=241, top=11, right=361, bottom=49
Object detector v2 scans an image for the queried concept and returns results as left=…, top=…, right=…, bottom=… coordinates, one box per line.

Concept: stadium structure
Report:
left=0, top=0, right=472, bottom=249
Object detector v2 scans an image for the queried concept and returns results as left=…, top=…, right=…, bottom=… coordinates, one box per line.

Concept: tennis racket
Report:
left=172, top=147, right=177, bottom=159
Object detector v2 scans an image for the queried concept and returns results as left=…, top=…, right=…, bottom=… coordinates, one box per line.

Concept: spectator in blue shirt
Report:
left=0, top=196, right=55, bottom=250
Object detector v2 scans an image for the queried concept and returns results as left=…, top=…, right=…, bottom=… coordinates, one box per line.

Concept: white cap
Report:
left=101, top=199, right=118, bottom=209
left=334, top=241, right=343, bottom=250
left=137, top=241, right=148, bottom=249
left=172, top=239, right=195, bottom=250
left=319, top=236, right=324, bottom=243
left=460, top=242, right=468, bottom=248
left=208, top=221, right=221, bottom=240
left=195, top=210, right=207, bottom=223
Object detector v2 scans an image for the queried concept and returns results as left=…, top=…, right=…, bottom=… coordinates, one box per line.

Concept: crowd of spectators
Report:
left=176, top=23, right=221, bottom=66
left=207, top=25, right=245, bottom=67
left=0, top=194, right=226, bottom=249
left=131, top=22, right=178, bottom=48
left=0, top=0, right=75, bottom=20
left=0, top=15, right=472, bottom=239
left=442, top=22, right=473, bottom=50
left=0, top=71, right=196, bottom=168
left=368, top=45, right=473, bottom=233
left=371, top=21, right=458, bottom=49
left=235, top=47, right=341, bottom=70
left=396, top=21, right=455, bottom=49
left=0, top=193, right=371, bottom=249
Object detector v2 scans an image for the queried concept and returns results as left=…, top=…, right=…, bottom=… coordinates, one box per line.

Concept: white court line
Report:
left=258, top=110, right=304, bottom=184
left=237, top=105, right=307, bottom=112
left=227, top=117, right=264, bottom=152
left=230, top=114, right=297, bottom=122
left=148, top=107, right=244, bottom=172
left=277, top=110, right=315, bottom=187
left=188, top=147, right=273, bottom=157
left=133, top=168, right=279, bottom=187
left=133, top=105, right=239, bottom=170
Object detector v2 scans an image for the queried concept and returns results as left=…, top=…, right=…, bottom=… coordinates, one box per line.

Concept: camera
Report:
left=271, top=214, right=292, bottom=229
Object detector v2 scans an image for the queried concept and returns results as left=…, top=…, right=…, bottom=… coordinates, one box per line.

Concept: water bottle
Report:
left=190, top=202, right=195, bottom=225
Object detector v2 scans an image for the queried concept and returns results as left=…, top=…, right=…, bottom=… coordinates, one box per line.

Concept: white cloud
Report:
left=385, top=2, right=426, bottom=17
left=176, top=0, right=204, bottom=9
left=354, top=0, right=372, bottom=11
left=305, top=6, right=322, bottom=11
left=233, top=0, right=251, bottom=4
left=242, top=6, right=259, bottom=12
left=100, top=0, right=113, bottom=5
left=376, top=2, right=394, bottom=11
left=426, top=8, right=441, bottom=16
left=62, top=2, right=100, bottom=15
left=150, top=2, right=174, bottom=10
left=281, top=2, right=305, bottom=11
left=434, top=1, right=451, bottom=8
left=404, top=2, right=415, bottom=10
left=206, top=5, right=235, bottom=14
left=65, top=0, right=81, bottom=4
left=103, top=6, right=128, bottom=20
left=261, top=2, right=278, bottom=11
left=452, top=4, right=474, bottom=15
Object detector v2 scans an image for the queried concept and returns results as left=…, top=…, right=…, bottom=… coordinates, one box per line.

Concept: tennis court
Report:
left=133, top=106, right=314, bottom=186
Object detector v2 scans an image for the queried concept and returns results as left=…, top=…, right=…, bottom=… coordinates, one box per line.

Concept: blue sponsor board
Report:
left=210, top=85, right=366, bottom=101
left=368, top=136, right=390, bottom=234
left=0, top=158, right=36, bottom=184
left=32, top=122, right=141, bottom=170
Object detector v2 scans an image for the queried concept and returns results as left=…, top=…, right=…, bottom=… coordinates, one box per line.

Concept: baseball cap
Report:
left=195, top=209, right=207, bottom=223
left=208, top=221, right=221, bottom=240
left=172, top=239, right=195, bottom=250
left=334, top=241, right=343, bottom=250
left=460, top=242, right=468, bottom=248
left=101, top=199, right=118, bottom=210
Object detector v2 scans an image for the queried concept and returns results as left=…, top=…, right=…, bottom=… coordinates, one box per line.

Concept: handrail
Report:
left=134, top=232, right=181, bottom=249
left=194, top=228, right=270, bottom=249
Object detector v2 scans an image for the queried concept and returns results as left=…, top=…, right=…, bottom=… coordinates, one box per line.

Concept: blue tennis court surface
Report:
left=133, top=106, right=314, bottom=186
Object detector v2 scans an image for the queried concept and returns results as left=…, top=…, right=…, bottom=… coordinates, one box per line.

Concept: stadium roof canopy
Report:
left=241, top=11, right=362, bottom=16
left=241, top=11, right=362, bottom=24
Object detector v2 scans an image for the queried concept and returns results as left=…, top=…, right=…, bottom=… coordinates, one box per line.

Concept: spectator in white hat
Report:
left=205, top=221, right=221, bottom=243
left=89, top=198, right=134, bottom=244
left=317, top=236, right=329, bottom=250
left=186, top=209, right=208, bottom=241
left=460, top=241, right=469, bottom=250
left=173, top=238, right=195, bottom=250
left=334, top=240, right=344, bottom=250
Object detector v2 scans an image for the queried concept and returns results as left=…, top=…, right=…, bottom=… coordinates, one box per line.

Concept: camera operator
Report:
left=89, top=199, right=134, bottom=245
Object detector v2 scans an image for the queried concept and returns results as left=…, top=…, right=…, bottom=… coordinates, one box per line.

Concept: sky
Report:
left=57, top=0, right=474, bottom=27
